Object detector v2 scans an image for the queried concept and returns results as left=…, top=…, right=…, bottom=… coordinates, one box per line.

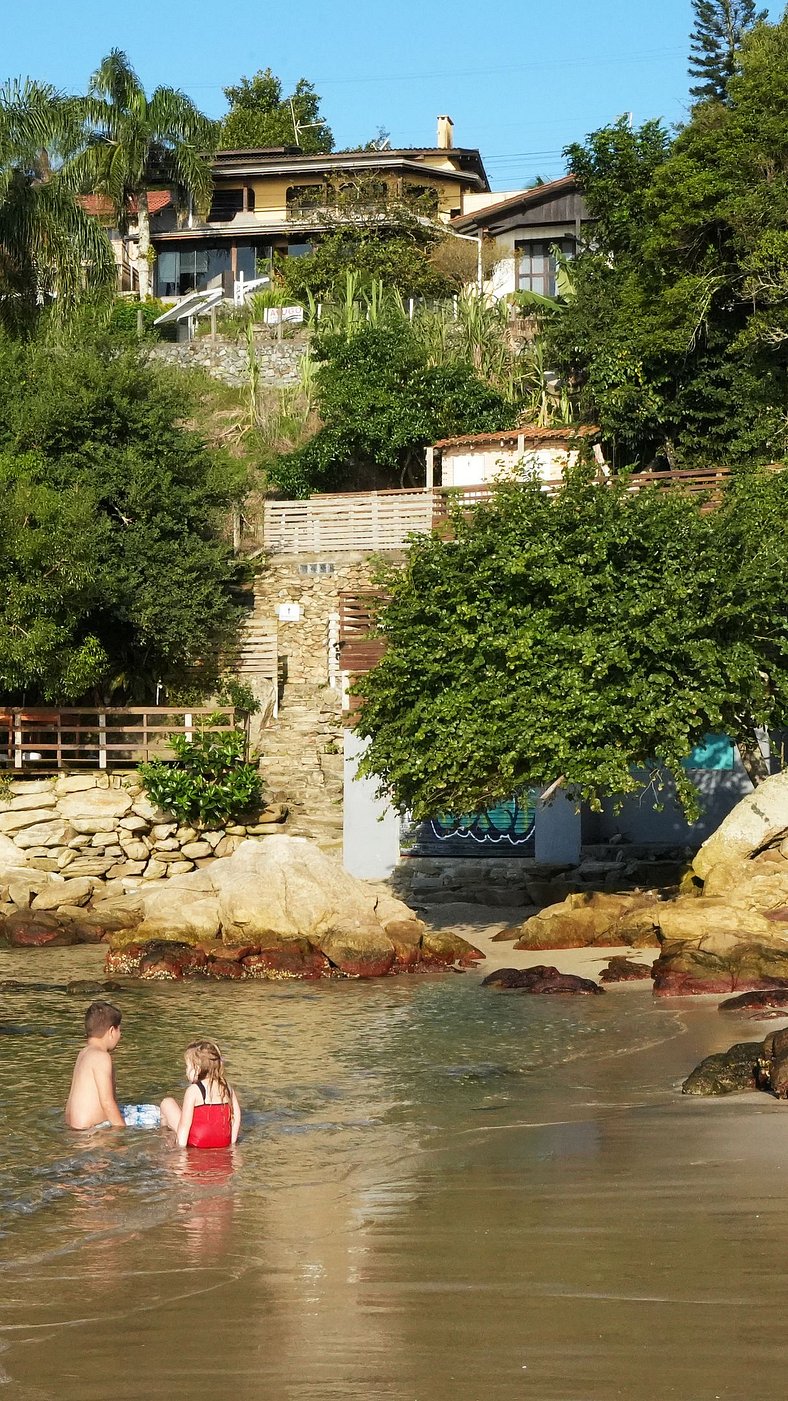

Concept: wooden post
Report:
left=98, top=712, right=107, bottom=770
left=425, top=445, right=434, bottom=489
left=210, top=306, right=217, bottom=342
left=13, top=713, right=22, bottom=769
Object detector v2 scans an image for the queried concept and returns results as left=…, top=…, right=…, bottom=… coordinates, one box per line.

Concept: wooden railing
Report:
left=0, top=707, right=238, bottom=772
left=263, top=489, right=435, bottom=556
left=261, top=470, right=741, bottom=555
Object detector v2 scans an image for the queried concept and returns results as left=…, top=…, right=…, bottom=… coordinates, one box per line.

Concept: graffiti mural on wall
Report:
left=402, top=793, right=536, bottom=857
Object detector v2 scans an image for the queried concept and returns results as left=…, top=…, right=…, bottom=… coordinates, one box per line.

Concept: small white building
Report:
left=427, top=425, right=606, bottom=489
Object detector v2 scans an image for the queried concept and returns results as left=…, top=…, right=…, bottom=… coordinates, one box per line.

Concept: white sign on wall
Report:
left=278, top=602, right=302, bottom=622
left=265, top=306, right=305, bottom=325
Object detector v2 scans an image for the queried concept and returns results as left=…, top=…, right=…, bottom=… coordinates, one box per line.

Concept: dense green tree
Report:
left=549, top=14, right=788, bottom=467
left=355, top=467, right=788, bottom=821
left=0, top=79, right=115, bottom=331
left=276, top=220, right=454, bottom=305
left=689, top=0, right=767, bottom=102
left=270, top=318, right=515, bottom=496
left=0, top=337, right=246, bottom=702
left=219, top=69, right=333, bottom=153
left=73, top=49, right=217, bottom=299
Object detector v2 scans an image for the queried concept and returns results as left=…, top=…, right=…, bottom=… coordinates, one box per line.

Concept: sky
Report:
left=3, top=0, right=782, bottom=191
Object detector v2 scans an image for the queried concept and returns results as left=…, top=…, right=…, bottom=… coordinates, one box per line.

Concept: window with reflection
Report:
left=515, top=238, right=575, bottom=297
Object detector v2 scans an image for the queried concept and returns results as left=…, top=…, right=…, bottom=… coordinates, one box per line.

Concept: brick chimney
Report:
left=436, top=115, right=454, bottom=149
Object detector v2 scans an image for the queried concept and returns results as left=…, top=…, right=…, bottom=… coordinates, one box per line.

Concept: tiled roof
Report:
left=79, top=191, right=173, bottom=219
left=433, top=424, right=600, bottom=450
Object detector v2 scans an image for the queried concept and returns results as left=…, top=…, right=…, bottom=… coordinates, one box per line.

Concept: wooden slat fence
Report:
left=262, top=469, right=744, bottom=555
left=0, top=707, right=238, bottom=772
left=338, top=591, right=387, bottom=677
left=263, top=489, right=435, bottom=556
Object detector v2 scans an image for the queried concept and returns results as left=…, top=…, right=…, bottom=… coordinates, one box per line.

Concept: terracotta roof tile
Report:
left=432, top=424, right=600, bottom=450
left=79, top=191, right=173, bottom=219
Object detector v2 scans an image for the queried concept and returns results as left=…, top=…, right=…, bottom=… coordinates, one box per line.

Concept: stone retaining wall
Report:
left=0, top=772, right=287, bottom=900
left=254, top=555, right=379, bottom=686
left=149, top=334, right=305, bottom=389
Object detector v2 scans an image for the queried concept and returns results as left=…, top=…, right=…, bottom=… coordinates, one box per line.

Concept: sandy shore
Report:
left=422, top=899, right=657, bottom=982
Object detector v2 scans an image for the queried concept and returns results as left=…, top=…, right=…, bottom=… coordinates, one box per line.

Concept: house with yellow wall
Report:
left=148, top=117, right=492, bottom=299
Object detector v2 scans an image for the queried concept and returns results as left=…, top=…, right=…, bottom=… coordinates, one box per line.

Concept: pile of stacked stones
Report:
left=0, top=773, right=287, bottom=894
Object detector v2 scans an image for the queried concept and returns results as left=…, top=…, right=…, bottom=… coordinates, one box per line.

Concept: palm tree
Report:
left=0, top=79, right=115, bottom=332
left=74, top=50, right=217, bottom=299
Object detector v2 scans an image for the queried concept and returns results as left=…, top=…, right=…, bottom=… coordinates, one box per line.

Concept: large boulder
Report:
left=512, top=891, right=662, bottom=950
left=211, top=837, right=394, bottom=948
left=694, top=770, right=788, bottom=882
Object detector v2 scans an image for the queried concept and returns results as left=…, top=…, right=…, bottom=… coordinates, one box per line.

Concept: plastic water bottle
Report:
left=122, top=1104, right=162, bottom=1129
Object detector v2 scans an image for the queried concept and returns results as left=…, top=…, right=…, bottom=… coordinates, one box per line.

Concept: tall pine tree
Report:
left=689, top=0, right=767, bottom=101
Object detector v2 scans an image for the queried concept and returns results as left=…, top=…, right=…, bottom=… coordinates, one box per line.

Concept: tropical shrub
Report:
left=139, top=728, right=262, bottom=826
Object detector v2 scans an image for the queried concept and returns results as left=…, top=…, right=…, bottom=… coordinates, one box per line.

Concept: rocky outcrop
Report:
left=650, top=772, right=788, bottom=996
left=684, top=1025, right=788, bottom=1097
left=3, top=835, right=485, bottom=981
left=719, top=989, right=788, bottom=1015
left=510, top=891, right=663, bottom=950
left=599, top=956, right=653, bottom=983
left=482, top=965, right=604, bottom=995
left=681, top=1041, right=761, bottom=1095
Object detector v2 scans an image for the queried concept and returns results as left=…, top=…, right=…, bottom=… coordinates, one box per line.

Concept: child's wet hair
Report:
left=184, top=1039, right=232, bottom=1104
left=85, top=1001, right=122, bottom=1038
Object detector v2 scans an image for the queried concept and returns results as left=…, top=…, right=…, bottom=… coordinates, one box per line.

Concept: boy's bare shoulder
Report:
left=76, top=1044, right=112, bottom=1075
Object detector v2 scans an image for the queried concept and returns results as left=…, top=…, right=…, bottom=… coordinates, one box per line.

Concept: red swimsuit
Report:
left=187, top=1081, right=232, bottom=1149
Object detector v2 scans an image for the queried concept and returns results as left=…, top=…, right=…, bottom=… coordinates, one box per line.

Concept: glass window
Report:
left=156, top=250, right=178, bottom=297
left=516, top=238, right=575, bottom=297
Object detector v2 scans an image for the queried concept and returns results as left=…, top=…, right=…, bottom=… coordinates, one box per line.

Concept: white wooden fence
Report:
left=263, top=489, right=435, bottom=556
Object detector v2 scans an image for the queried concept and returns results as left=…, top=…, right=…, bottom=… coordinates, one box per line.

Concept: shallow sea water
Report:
left=1, top=944, right=788, bottom=1401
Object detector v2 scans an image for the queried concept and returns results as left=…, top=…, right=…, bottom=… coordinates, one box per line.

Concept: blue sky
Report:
left=4, top=0, right=782, bottom=190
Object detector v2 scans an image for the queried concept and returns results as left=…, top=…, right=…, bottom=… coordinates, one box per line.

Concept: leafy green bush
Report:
left=139, top=728, right=262, bottom=826
left=107, top=298, right=169, bottom=340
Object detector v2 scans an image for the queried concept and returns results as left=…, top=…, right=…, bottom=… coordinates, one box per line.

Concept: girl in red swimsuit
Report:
left=160, top=1040, right=241, bottom=1148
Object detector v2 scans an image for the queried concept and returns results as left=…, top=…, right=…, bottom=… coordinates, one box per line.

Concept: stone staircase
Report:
left=256, top=682, right=345, bottom=853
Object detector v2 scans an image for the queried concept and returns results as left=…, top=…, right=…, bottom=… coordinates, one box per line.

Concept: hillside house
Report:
left=130, top=119, right=492, bottom=300
left=451, top=173, right=591, bottom=300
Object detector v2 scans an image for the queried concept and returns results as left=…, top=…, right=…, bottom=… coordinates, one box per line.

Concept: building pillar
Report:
left=534, top=788, right=581, bottom=865
left=343, top=730, right=400, bottom=880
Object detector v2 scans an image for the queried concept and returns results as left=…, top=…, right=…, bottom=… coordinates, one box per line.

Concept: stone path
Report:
left=257, top=682, right=344, bottom=853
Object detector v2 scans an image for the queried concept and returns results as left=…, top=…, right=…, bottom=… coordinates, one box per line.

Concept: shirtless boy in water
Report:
left=65, top=1001, right=125, bottom=1130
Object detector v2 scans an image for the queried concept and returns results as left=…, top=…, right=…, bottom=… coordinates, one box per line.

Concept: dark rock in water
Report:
left=719, top=988, right=788, bottom=1014
left=755, top=1027, right=788, bottom=1098
left=105, top=944, right=144, bottom=977
left=203, top=958, right=247, bottom=980
left=3, top=911, right=77, bottom=948
left=243, top=942, right=334, bottom=980
left=600, top=956, right=653, bottom=984
left=138, top=942, right=208, bottom=980
left=0, top=979, right=63, bottom=992
left=482, top=964, right=604, bottom=995
left=65, top=979, right=123, bottom=996
left=682, top=1041, right=760, bottom=1095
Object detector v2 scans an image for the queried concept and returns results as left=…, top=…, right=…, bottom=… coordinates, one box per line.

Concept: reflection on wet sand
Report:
left=2, top=946, right=788, bottom=1400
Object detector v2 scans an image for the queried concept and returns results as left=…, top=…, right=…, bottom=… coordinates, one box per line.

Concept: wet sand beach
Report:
left=1, top=927, right=786, bottom=1401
